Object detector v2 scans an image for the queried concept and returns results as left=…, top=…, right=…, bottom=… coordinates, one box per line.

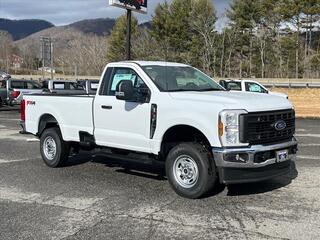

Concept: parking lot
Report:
left=0, top=108, right=320, bottom=240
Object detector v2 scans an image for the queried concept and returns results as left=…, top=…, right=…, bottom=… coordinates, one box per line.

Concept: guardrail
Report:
left=263, top=82, right=320, bottom=88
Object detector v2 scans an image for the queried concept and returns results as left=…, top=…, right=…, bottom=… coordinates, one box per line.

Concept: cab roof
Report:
left=119, top=61, right=189, bottom=67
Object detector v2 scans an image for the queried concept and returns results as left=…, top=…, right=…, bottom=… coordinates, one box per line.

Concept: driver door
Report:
left=94, top=67, right=152, bottom=153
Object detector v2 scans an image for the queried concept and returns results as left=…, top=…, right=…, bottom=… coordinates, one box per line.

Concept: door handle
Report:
left=101, top=105, right=112, bottom=110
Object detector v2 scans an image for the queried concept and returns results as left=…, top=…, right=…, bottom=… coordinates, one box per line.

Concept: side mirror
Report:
left=115, top=80, right=134, bottom=101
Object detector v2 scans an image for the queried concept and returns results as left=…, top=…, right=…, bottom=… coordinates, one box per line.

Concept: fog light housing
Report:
left=224, top=153, right=249, bottom=163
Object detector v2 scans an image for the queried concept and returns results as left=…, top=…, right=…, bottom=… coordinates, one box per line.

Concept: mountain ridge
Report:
left=0, top=18, right=54, bottom=40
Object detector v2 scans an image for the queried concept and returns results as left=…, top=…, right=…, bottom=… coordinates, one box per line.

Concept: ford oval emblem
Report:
left=274, top=120, right=286, bottom=131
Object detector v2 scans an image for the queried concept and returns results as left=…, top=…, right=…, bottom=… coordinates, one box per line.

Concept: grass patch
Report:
left=272, top=88, right=320, bottom=118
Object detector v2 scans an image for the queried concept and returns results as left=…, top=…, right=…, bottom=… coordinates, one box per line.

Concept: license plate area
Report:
left=276, top=149, right=289, bottom=162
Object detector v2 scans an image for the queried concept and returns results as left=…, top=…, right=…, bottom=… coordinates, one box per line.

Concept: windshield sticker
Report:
left=111, top=74, right=134, bottom=91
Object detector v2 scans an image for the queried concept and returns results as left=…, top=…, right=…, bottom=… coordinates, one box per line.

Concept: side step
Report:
left=99, top=148, right=157, bottom=165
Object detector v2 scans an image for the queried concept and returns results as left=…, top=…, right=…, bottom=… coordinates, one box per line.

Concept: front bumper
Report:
left=212, top=138, right=298, bottom=184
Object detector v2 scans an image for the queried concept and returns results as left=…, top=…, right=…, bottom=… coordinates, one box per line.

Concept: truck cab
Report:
left=219, top=79, right=288, bottom=99
left=21, top=61, right=297, bottom=199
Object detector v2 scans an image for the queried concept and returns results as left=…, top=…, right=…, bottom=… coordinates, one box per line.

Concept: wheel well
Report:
left=38, top=114, right=59, bottom=136
left=160, top=125, right=211, bottom=160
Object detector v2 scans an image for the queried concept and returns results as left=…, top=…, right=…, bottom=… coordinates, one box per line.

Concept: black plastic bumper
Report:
left=218, top=160, right=292, bottom=184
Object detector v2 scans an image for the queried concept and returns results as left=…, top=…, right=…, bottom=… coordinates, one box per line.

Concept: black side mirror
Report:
left=219, top=80, right=230, bottom=91
left=115, top=80, right=134, bottom=101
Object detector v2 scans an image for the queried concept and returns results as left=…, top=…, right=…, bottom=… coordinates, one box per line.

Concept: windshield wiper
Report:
left=168, top=88, right=224, bottom=92
left=167, top=89, right=199, bottom=92
left=196, top=88, right=224, bottom=92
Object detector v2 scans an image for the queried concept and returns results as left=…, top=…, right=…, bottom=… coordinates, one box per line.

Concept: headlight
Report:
left=219, top=110, right=248, bottom=147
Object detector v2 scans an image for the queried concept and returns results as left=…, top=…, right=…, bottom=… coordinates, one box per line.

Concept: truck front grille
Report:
left=239, top=109, right=295, bottom=145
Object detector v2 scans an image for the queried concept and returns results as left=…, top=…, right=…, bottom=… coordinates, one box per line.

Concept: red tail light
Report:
left=12, top=90, right=20, bottom=98
left=20, top=99, right=26, bottom=121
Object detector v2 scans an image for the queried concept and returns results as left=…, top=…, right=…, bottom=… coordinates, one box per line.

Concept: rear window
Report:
left=53, top=83, right=66, bottom=89
left=11, top=81, right=25, bottom=89
left=26, top=81, right=41, bottom=89
left=90, top=82, right=99, bottom=90
left=226, top=82, right=242, bottom=91
left=69, top=82, right=84, bottom=90
left=53, top=82, right=84, bottom=90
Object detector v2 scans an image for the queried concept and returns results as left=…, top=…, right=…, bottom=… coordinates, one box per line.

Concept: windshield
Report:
left=142, top=65, right=223, bottom=92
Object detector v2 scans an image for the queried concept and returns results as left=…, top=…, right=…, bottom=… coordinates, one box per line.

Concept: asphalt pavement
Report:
left=0, top=107, right=320, bottom=240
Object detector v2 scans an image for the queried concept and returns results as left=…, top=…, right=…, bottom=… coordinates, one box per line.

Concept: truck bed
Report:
left=24, top=94, right=94, bottom=142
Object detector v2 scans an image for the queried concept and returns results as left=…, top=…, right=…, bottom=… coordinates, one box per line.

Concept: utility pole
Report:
left=74, top=65, right=78, bottom=80
left=109, top=0, right=148, bottom=60
left=50, top=41, right=54, bottom=80
left=126, top=9, right=132, bottom=60
left=40, top=37, right=54, bottom=80
left=41, top=39, right=45, bottom=80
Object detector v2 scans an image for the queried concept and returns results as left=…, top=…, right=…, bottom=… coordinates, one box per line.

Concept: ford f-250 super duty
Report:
left=21, top=61, right=298, bottom=199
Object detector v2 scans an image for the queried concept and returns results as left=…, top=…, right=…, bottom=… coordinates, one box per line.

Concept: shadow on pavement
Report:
left=226, top=161, right=298, bottom=196
left=65, top=151, right=299, bottom=197
left=93, top=153, right=167, bottom=181
left=65, top=151, right=167, bottom=181
left=0, top=106, right=20, bottom=112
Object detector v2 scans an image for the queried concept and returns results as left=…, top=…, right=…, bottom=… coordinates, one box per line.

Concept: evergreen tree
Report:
left=151, top=0, right=217, bottom=70
left=107, top=15, right=138, bottom=62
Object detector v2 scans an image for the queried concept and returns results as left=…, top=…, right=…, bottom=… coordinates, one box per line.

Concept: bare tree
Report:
left=0, top=31, right=13, bottom=72
left=59, top=32, right=108, bottom=76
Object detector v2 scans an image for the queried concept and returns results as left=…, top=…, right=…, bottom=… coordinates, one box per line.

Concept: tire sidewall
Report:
left=166, top=143, right=215, bottom=199
left=40, top=128, right=64, bottom=167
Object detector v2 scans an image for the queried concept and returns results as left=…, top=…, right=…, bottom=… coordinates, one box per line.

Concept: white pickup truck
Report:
left=219, top=79, right=288, bottom=98
left=21, top=61, right=298, bottom=199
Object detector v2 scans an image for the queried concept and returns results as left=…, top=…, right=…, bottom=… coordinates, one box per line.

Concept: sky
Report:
left=0, top=0, right=231, bottom=30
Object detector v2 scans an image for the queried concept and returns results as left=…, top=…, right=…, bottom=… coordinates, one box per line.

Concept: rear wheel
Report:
left=166, top=142, right=216, bottom=199
left=40, top=127, right=70, bottom=167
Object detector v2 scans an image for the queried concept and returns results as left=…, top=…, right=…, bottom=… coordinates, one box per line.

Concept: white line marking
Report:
left=296, top=134, right=320, bottom=138
left=299, top=143, right=320, bottom=147
left=296, top=129, right=306, bottom=132
left=0, top=118, right=20, bottom=121
left=0, top=125, right=6, bottom=128
left=297, top=155, right=320, bottom=160
left=0, top=158, right=30, bottom=163
left=26, top=138, right=40, bottom=142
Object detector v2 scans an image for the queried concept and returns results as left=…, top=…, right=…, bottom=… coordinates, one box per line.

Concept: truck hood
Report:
left=268, top=91, right=288, bottom=98
left=169, top=91, right=293, bottom=112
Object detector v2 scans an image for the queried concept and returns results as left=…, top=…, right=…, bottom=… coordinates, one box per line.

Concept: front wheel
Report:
left=165, top=143, right=217, bottom=199
left=40, top=127, right=70, bottom=167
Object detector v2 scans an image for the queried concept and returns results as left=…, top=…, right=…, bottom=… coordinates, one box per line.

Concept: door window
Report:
left=245, top=82, right=267, bottom=93
left=101, top=68, right=148, bottom=96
